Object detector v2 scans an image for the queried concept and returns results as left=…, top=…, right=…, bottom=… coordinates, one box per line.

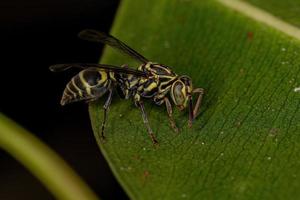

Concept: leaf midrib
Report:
left=217, top=0, right=300, bottom=40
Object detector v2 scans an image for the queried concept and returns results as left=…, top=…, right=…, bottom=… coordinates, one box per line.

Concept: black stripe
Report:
left=73, top=75, right=86, bottom=91
left=83, top=69, right=102, bottom=86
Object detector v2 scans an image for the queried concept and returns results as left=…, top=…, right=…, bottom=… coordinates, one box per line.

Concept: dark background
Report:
left=0, top=0, right=129, bottom=199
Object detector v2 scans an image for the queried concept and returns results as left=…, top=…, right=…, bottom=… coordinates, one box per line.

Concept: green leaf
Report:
left=89, top=0, right=300, bottom=199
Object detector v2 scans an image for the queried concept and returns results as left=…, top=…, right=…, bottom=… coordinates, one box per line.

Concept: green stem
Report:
left=0, top=113, right=100, bottom=200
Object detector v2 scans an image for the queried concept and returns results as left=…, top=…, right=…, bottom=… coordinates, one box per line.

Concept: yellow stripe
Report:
left=64, top=91, right=73, bottom=99
left=159, top=84, right=172, bottom=92
left=144, top=82, right=157, bottom=92
left=139, top=78, right=147, bottom=84
left=129, top=79, right=139, bottom=88
left=138, top=64, right=143, bottom=71
left=138, top=85, right=144, bottom=91
left=109, top=72, right=116, bottom=81
left=155, top=65, right=171, bottom=74
left=66, top=84, right=77, bottom=97
left=98, top=71, right=108, bottom=84
left=181, top=82, right=186, bottom=97
left=144, top=62, right=152, bottom=70
left=71, top=78, right=83, bottom=97
left=79, top=71, right=93, bottom=95
left=86, top=87, right=91, bottom=95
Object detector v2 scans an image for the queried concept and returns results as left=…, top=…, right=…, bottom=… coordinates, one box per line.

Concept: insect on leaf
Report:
left=89, top=0, right=300, bottom=199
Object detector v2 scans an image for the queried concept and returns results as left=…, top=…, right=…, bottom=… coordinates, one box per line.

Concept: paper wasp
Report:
left=50, top=29, right=204, bottom=144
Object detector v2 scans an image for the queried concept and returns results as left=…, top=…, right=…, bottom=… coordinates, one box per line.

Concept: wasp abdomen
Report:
left=61, top=68, right=111, bottom=105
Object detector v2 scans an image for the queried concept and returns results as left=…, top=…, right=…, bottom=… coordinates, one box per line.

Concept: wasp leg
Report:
left=164, top=97, right=179, bottom=133
left=136, top=100, right=158, bottom=145
left=188, top=95, right=193, bottom=128
left=192, top=88, right=204, bottom=120
left=121, top=64, right=129, bottom=69
left=100, top=89, right=113, bottom=141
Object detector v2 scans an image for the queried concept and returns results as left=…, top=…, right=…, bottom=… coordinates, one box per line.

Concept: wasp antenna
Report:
left=49, top=64, right=60, bottom=72
left=49, top=64, right=72, bottom=72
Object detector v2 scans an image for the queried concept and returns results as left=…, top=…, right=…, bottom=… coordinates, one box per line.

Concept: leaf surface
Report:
left=90, top=0, right=300, bottom=199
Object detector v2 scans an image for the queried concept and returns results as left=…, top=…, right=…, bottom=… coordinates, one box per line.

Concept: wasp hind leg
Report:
left=164, top=97, right=179, bottom=133
left=136, top=100, right=158, bottom=145
left=100, top=89, right=113, bottom=141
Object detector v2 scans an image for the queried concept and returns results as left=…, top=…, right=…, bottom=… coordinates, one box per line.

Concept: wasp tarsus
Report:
left=50, top=30, right=204, bottom=144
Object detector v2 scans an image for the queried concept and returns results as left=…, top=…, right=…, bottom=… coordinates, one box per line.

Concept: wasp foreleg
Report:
left=192, top=88, right=204, bottom=120
left=100, top=89, right=113, bottom=141
left=188, top=95, right=193, bottom=128
left=136, top=100, right=158, bottom=145
left=164, top=97, right=179, bottom=133
left=121, top=64, right=129, bottom=69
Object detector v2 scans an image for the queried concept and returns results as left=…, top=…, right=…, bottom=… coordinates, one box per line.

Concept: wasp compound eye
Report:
left=171, top=81, right=186, bottom=106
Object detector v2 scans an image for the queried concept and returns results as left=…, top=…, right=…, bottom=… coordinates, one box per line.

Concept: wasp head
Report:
left=170, top=75, right=193, bottom=111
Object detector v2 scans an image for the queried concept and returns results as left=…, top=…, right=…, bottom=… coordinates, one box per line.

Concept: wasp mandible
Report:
left=50, top=30, right=204, bottom=144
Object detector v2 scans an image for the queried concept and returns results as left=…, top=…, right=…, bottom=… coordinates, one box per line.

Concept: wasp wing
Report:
left=49, top=63, right=147, bottom=77
left=49, top=63, right=85, bottom=72
left=78, top=29, right=149, bottom=64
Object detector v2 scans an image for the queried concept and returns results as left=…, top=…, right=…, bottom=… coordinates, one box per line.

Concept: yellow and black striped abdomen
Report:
left=61, top=68, right=112, bottom=105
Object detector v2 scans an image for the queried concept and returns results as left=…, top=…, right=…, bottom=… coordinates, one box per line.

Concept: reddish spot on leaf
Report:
left=143, top=170, right=149, bottom=178
left=132, top=154, right=141, bottom=161
left=235, top=121, right=242, bottom=128
left=142, top=170, right=150, bottom=185
left=247, top=32, right=254, bottom=40
left=239, top=68, right=245, bottom=76
left=269, top=128, right=279, bottom=136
